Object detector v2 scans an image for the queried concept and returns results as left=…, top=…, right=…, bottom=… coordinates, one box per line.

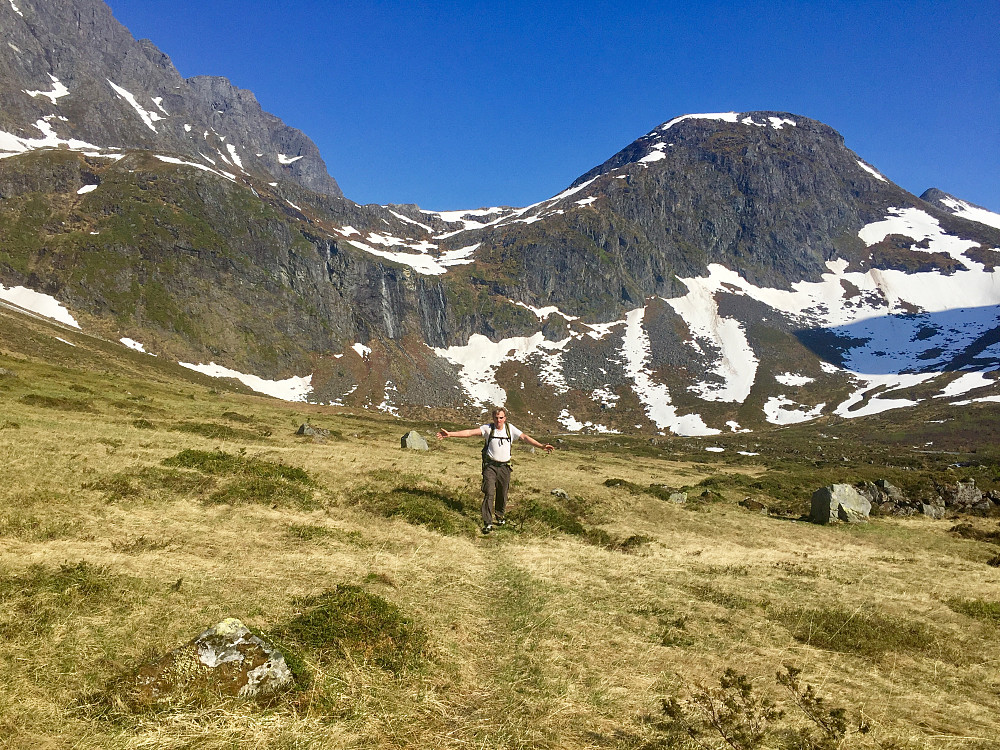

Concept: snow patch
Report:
left=225, top=143, right=244, bottom=170
left=0, top=119, right=101, bottom=157
left=833, top=373, right=933, bottom=418
left=278, top=153, right=304, bottom=165
left=623, top=307, right=719, bottom=436
left=154, top=155, right=236, bottom=182
left=939, top=197, right=1000, bottom=230
left=178, top=362, right=312, bottom=402
left=667, top=276, right=758, bottom=402
left=775, top=372, right=814, bottom=387
left=857, top=160, right=887, bottom=182
left=120, top=338, right=146, bottom=353
left=77, top=184, right=98, bottom=194
left=935, top=371, right=997, bottom=398
left=25, top=74, right=70, bottom=104
left=660, top=112, right=739, bottom=131
left=0, top=283, right=80, bottom=328
left=352, top=343, right=372, bottom=358
left=107, top=80, right=164, bottom=132
left=514, top=301, right=579, bottom=321
left=764, top=396, right=825, bottom=425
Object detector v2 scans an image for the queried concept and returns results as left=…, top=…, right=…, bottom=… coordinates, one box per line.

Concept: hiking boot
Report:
left=495, top=517, right=506, bottom=526
left=481, top=524, right=494, bottom=535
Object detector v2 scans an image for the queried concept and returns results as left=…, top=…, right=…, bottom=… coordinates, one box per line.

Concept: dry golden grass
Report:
left=2, top=310, right=1000, bottom=749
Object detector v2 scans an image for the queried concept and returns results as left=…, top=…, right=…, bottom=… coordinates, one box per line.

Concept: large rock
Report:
left=134, top=618, right=293, bottom=704
left=940, top=480, right=983, bottom=510
left=297, top=423, right=331, bottom=441
left=810, top=484, right=872, bottom=524
left=401, top=430, right=429, bottom=450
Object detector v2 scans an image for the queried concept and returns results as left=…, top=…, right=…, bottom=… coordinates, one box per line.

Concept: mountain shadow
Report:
left=794, top=304, right=1000, bottom=375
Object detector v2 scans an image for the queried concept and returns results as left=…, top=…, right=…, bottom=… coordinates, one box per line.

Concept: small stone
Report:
left=551, top=488, right=569, bottom=499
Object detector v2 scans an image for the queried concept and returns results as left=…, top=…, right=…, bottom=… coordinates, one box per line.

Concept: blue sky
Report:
left=107, top=1, right=999, bottom=213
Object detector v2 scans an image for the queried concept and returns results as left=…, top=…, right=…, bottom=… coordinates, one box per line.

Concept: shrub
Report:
left=648, top=666, right=870, bottom=750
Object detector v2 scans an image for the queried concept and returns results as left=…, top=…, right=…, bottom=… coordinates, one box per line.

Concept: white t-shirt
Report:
left=480, top=422, right=523, bottom=463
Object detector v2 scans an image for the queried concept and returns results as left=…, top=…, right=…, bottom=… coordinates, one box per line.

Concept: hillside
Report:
left=2, top=290, right=1000, bottom=749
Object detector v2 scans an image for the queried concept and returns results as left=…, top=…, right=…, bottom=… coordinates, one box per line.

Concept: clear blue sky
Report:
left=107, top=1, right=999, bottom=213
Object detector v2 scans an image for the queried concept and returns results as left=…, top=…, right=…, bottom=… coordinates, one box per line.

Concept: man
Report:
left=437, top=407, right=554, bottom=534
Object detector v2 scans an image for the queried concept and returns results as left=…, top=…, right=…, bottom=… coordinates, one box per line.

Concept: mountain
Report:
left=1, top=0, right=999, bottom=435
left=0, top=0, right=341, bottom=196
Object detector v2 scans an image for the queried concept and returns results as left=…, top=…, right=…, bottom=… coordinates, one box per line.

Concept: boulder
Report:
left=921, top=503, right=946, bottom=520
left=297, top=423, right=330, bottom=441
left=810, top=484, right=871, bottom=524
left=551, top=488, right=569, bottom=499
left=400, top=430, right=429, bottom=450
left=134, top=618, right=293, bottom=704
left=940, top=480, right=983, bottom=510
left=669, top=492, right=689, bottom=504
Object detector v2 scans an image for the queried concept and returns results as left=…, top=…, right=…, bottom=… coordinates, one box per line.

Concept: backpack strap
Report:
left=482, top=423, right=495, bottom=463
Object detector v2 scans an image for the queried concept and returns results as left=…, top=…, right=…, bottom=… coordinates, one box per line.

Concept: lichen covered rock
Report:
left=134, top=618, right=293, bottom=704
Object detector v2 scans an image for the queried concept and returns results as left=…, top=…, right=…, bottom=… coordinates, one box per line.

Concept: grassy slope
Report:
left=1, top=306, right=999, bottom=749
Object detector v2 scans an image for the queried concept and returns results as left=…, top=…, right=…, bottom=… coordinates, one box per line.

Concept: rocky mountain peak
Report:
left=0, top=0, right=342, bottom=197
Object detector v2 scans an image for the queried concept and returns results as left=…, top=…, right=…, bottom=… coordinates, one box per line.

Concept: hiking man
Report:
left=437, top=407, right=554, bottom=534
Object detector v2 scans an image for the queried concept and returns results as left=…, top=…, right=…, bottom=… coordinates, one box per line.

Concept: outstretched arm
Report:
left=519, top=433, right=554, bottom=454
left=437, top=427, right=482, bottom=440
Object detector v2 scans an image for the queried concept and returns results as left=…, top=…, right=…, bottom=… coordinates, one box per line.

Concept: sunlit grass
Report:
left=2, top=309, right=1000, bottom=748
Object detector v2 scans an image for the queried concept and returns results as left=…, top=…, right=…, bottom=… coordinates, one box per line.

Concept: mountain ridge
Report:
left=1, top=0, right=999, bottom=436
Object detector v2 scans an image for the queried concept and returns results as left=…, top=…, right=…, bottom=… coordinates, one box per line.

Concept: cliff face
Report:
left=2, top=0, right=999, bottom=433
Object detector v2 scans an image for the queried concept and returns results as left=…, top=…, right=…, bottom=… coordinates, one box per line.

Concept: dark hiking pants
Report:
left=481, top=462, right=511, bottom=526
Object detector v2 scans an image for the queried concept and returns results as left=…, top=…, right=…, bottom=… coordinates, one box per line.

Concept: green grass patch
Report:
left=0, top=512, right=78, bottom=541
left=947, top=598, right=1000, bottom=626
left=0, top=561, right=127, bottom=637
left=278, top=585, right=426, bottom=673
left=207, top=476, right=318, bottom=509
left=221, top=411, right=255, bottom=423
left=776, top=605, right=940, bottom=659
left=19, top=393, right=95, bottom=412
left=356, top=485, right=474, bottom=535
left=162, top=449, right=312, bottom=484
left=161, top=449, right=318, bottom=508
left=85, top=466, right=216, bottom=502
left=169, top=421, right=271, bottom=441
left=286, top=524, right=367, bottom=546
